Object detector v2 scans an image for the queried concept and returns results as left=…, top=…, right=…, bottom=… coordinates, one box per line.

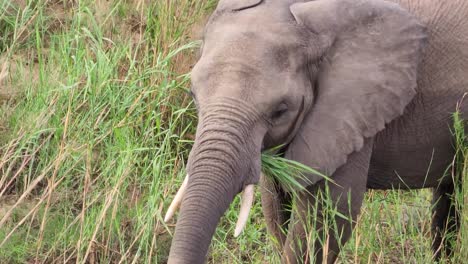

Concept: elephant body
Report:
left=369, top=0, right=468, bottom=190
left=165, top=0, right=468, bottom=263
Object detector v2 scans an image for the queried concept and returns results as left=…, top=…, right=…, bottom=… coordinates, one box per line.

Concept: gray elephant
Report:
left=164, top=0, right=468, bottom=263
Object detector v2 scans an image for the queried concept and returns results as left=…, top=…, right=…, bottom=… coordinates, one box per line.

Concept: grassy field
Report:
left=0, top=1, right=466, bottom=263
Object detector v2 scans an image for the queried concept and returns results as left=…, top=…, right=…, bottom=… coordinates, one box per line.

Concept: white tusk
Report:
left=234, top=184, right=255, bottom=237
left=164, top=174, right=189, bottom=222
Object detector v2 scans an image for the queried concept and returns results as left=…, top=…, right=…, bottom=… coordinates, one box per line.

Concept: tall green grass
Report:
left=0, top=1, right=216, bottom=263
left=452, top=100, right=468, bottom=263
left=0, top=1, right=466, bottom=263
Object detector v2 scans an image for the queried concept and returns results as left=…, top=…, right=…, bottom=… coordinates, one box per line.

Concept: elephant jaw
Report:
left=164, top=174, right=256, bottom=237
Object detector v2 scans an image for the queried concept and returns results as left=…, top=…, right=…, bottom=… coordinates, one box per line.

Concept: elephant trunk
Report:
left=167, top=102, right=263, bottom=264
left=167, top=164, right=236, bottom=264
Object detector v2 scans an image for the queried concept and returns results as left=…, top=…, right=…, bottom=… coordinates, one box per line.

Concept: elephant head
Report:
left=165, top=0, right=426, bottom=263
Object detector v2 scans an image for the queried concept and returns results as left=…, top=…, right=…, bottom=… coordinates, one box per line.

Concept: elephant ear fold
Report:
left=285, top=0, right=427, bottom=187
left=218, top=0, right=263, bottom=12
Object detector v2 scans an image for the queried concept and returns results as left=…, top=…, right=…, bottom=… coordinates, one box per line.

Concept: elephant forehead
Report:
left=200, top=25, right=305, bottom=69
left=205, top=0, right=299, bottom=42
left=217, top=0, right=264, bottom=12
left=191, top=62, right=272, bottom=98
left=205, top=32, right=265, bottom=58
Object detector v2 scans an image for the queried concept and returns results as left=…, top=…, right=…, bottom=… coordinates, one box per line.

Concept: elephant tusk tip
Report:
left=233, top=226, right=242, bottom=237
left=164, top=174, right=190, bottom=223
left=164, top=211, right=174, bottom=222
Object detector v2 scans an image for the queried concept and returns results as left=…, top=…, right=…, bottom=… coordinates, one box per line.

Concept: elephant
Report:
left=164, top=0, right=468, bottom=263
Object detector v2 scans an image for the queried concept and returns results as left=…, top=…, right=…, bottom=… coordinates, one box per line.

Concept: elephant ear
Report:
left=285, top=0, right=427, bottom=187
left=218, top=0, right=263, bottom=12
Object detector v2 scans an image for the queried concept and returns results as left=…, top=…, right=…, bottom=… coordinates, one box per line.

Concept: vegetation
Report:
left=0, top=1, right=466, bottom=263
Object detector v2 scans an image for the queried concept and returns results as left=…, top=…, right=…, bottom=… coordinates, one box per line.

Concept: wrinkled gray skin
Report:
left=167, top=0, right=468, bottom=263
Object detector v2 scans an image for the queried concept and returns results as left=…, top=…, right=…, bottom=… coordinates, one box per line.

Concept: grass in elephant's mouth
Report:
left=261, top=147, right=333, bottom=192
left=0, top=1, right=466, bottom=263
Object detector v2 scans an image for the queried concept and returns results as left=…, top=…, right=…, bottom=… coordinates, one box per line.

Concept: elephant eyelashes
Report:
left=189, top=89, right=197, bottom=100
left=189, top=89, right=199, bottom=111
left=271, top=103, right=288, bottom=120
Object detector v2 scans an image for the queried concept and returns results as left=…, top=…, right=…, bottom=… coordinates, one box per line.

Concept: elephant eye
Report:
left=189, top=89, right=199, bottom=111
left=271, top=103, right=288, bottom=120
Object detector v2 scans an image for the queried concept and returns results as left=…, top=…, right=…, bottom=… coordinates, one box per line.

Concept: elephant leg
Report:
left=431, top=181, right=459, bottom=260
left=281, top=139, right=373, bottom=264
left=260, top=174, right=292, bottom=252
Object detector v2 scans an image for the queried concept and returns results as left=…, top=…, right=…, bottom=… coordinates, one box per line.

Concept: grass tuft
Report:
left=261, top=146, right=332, bottom=192
left=452, top=95, right=467, bottom=263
